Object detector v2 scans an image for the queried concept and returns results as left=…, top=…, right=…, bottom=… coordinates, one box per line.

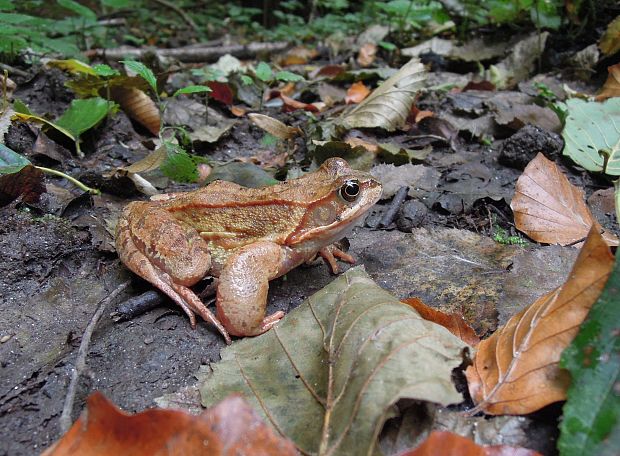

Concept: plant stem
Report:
left=35, top=166, right=100, bottom=194
left=614, top=179, right=620, bottom=226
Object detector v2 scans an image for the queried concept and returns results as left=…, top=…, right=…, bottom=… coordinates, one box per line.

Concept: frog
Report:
left=115, top=157, right=382, bottom=344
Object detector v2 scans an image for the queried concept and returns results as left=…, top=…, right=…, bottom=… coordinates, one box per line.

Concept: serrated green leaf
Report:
left=57, top=0, right=97, bottom=20
left=255, top=61, right=273, bottom=82
left=340, top=58, right=427, bottom=131
left=121, top=60, right=157, bottom=94
left=562, top=98, right=620, bottom=176
left=160, top=148, right=199, bottom=183
left=0, top=143, right=31, bottom=175
left=173, top=85, right=212, bottom=97
left=199, top=267, right=466, bottom=456
left=275, top=70, right=304, bottom=82
left=55, top=97, right=116, bottom=138
left=559, top=253, right=620, bottom=456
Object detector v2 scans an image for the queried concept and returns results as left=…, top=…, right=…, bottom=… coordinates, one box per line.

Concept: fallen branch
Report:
left=85, top=41, right=289, bottom=63
left=59, top=281, right=131, bottom=434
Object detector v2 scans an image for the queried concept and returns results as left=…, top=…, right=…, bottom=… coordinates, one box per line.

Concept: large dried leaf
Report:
left=558, top=252, right=620, bottom=456
left=596, top=63, right=620, bottom=101
left=43, top=392, right=297, bottom=455
left=599, top=15, right=620, bottom=56
left=562, top=98, right=620, bottom=176
left=200, top=267, right=467, bottom=455
left=511, top=153, right=618, bottom=246
left=110, top=87, right=160, bottom=136
left=340, top=58, right=426, bottom=131
left=248, top=113, right=302, bottom=140
left=465, top=228, right=614, bottom=415
left=401, top=431, right=541, bottom=456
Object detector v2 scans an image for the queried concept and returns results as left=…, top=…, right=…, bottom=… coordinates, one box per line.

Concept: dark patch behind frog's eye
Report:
left=339, top=179, right=360, bottom=202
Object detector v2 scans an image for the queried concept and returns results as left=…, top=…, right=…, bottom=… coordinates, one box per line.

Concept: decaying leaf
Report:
left=43, top=392, right=297, bottom=455
left=200, top=267, right=467, bottom=456
left=402, top=298, right=480, bottom=347
left=341, top=58, right=427, bottom=131
left=511, top=153, right=618, bottom=246
left=357, top=42, right=377, bottom=67
left=465, top=228, right=614, bottom=415
left=345, top=81, right=371, bottom=104
left=248, top=113, right=302, bottom=140
left=123, top=146, right=167, bottom=174
left=110, top=87, right=160, bottom=136
left=599, top=15, right=620, bottom=56
left=562, top=97, right=620, bottom=176
left=402, top=431, right=541, bottom=456
left=596, top=63, right=620, bottom=101
left=558, top=252, right=620, bottom=456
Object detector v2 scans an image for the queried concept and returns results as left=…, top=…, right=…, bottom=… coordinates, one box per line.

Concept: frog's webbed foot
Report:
left=319, top=245, right=355, bottom=274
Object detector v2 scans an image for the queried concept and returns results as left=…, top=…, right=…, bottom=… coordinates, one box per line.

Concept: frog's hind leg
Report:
left=116, top=202, right=231, bottom=343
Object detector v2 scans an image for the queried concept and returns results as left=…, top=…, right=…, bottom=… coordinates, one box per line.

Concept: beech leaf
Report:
left=596, top=63, right=620, bottom=101
left=200, top=267, right=467, bottom=456
left=465, top=228, right=614, bottom=415
left=110, top=87, right=160, bottom=136
left=558, top=251, right=620, bottom=455
left=340, top=58, right=426, bottom=131
left=248, top=113, right=302, bottom=140
left=401, top=431, right=542, bottom=456
left=562, top=98, right=620, bottom=176
left=42, top=392, right=297, bottom=455
left=510, top=153, right=618, bottom=246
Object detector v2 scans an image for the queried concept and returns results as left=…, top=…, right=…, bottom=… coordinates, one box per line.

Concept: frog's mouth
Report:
left=286, top=179, right=382, bottom=246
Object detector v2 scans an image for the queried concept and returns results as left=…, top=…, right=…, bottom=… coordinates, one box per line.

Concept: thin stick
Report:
left=0, top=62, right=28, bottom=78
left=59, top=281, right=131, bottom=433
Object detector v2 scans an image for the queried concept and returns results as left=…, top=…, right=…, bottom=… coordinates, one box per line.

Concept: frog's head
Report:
left=286, top=157, right=382, bottom=247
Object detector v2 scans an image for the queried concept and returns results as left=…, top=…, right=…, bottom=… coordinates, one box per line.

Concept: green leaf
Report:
left=199, top=267, right=466, bottom=456
left=240, top=74, right=254, bottom=86
left=56, top=0, right=97, bottom=20
left=0, top=143, right=31, bottom=175
left=13, top=99, right=32, bottom=115
left=378, top=40, right=398, bottom=51
left=100, top=0, right=131, bottom=7
left=93, top=64, right=120, bottom=77
left=0, top=0, right=15, bottom=11
left=173, top=85, right=213, bottom=97
left=341, top=58, right=427, bottom=131
left=55, top=97, right=116, bottom=138
left=121, top=60, right=157, bottom=94
left=558, top=252, right=620, bottom=456
left=562, top=98, right=620, bottom=176
left=160, top=146, right=199, bottom=183
left=47, top=59, right=96, bottom=75
left=255, top=61, right=273, bottom=82
left=275, top=70, right=304, bottom=82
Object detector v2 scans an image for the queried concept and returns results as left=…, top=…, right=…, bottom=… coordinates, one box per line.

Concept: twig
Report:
left=111, top=290, right=164, bottom=322
left=152, top=0, right=198, bottom=32
left=379, top=186, right=409, bottom=228
left=59, top=281, right=131, bottom=433
left=85, top=41, right=289, bottom=63
left=0, top=62, right=28, bottom=78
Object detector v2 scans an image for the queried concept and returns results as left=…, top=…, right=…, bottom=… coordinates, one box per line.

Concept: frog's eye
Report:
left=340, top=179, right=360, bottom=202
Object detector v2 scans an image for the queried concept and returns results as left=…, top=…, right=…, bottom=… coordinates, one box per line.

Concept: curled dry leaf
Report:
left=248, top=113, right=302, bottom=140
left=357, top=42, right=377, bottom=67
left=345, top=81, right=371, bottom=104
left=43, top=392, right=297, bottom=456
left=401, top=431, right=541, bottom=456
left=110, top=87, right=160, bottom=136
left=465, top=227, right=614, bottom=415
left=341, top=58, right=427, bottom=131
left=511, top=153, right=618, bottom=246
left=280, top=93, right=320, bottom=112
left=596, top=63, right=620, bottom=101
left=402, top=297, right=480, bottom=347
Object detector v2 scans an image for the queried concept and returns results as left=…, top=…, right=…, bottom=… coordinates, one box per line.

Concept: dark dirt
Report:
left=1, top=54, right=617, bottom=456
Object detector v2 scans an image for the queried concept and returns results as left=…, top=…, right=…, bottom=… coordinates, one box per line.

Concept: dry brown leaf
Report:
left=357, top=42, right=377, bottom=67
left=248, top=113, right=302, bottom=140
left=599, top=15, right=620, bottom=56
left=110, top=87, right=160, bottom=136
left=0, top=164, right=45, bottom=207
left=511, top=153, right=618, bottom=246
left=345, top=136, right=380, bottom=153
left=230, top=105, right=247, bottom=117
left=401, top=431, right=541, bottom=456
left=596, top=63, right=620, bottom=101
left=279, top=93, right=319, bottom=112
left=43, top=392, right=297, bottom=455
left=280, top=45, right=319, bottom=66
left=465, top=227, right=614, bottom=415
left=345, top=81, right=371, bottom=104
left=124, top=146, right=167, bottom=174
left=313, top=64, right=346, bottom=79
left=402, top=297, right=480, bottom=347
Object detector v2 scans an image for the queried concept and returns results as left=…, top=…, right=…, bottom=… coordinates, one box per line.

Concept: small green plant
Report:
left=534, top=82, right=568, bottom=125
left=493, top=226, right=527, bottom=246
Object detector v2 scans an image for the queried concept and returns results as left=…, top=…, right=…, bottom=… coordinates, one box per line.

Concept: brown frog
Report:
left=115, top=158, right=382, bottom=343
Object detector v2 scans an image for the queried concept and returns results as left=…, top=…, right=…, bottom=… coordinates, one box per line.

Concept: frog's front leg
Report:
left=116, top=202, right=231, bottom=343
left=216, top=241, right=287, bottom=337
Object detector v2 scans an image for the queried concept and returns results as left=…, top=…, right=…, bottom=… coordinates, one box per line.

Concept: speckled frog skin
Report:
left=115, top=158, right=382, bottom=343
